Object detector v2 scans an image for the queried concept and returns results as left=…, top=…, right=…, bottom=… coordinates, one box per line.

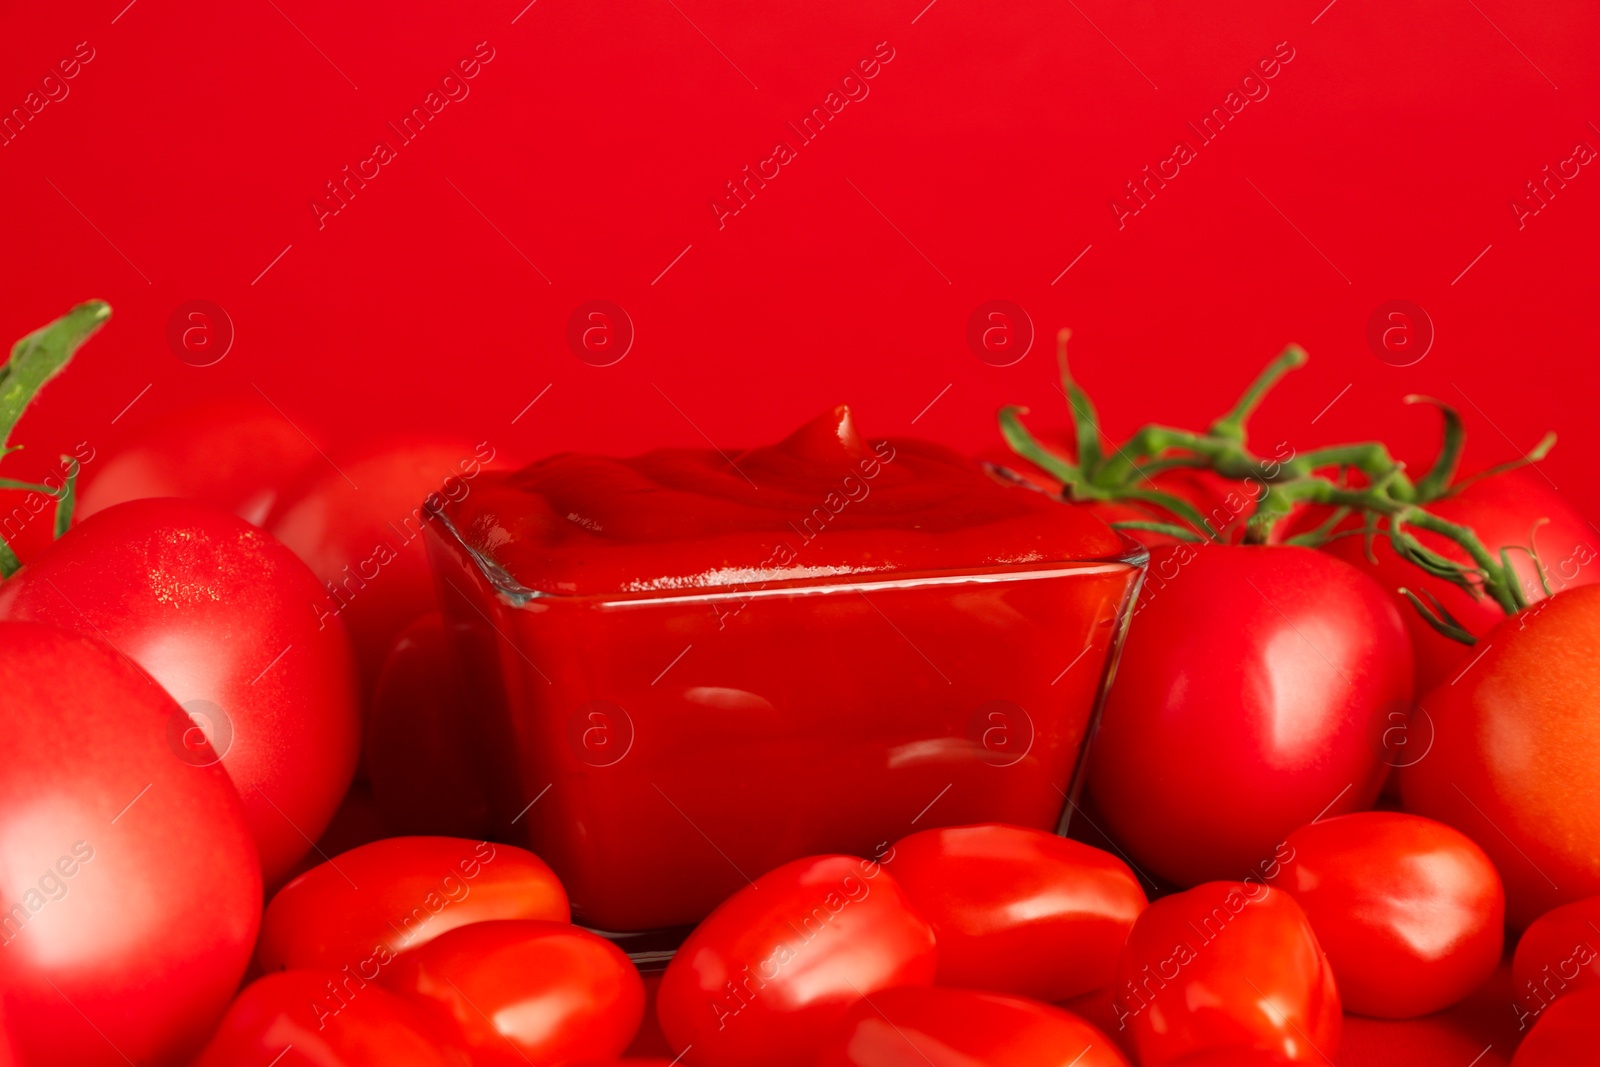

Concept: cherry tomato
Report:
left=1510, top=986, right=1600, bottom=1066
left=367, top=612, right=490, bottom=838
left=1273, top=811, right=1503, bottom=1017
left=0, top=498, right=362, bottom=886
left=656, top=854, right=937, bottom=1067
left=815, top=986, right=1129, bottom=1067
left=1324, top=471, right=1599, bottom=693
left=886, top=823, right=1146, bottom=1001
left=191, top=969, right=471, bottom=1067
left=1114, top=881, right=1341, bottom=1065
left=258, top=836, right=569, bottom=971
left=0, top=622, right=261, bottom=1067
left=382, top=920, right=644, bottom=1066
left=1087, top=544, right=1412, bottom=886
left=1402, top=584, right=1600, bottom=927
left=268, top=439, right=501, bottom=695
left=77, top=400, right=322, bottom=526
left=1512, top=894, right=1600, bottom=1028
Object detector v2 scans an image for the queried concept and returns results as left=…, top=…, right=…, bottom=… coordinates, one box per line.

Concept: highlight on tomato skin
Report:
left=814, top=986, right=1131, bottom=1067
left=1271, top=811, right=1504, bottom=1019
left=1509, top=986, right=1600, bottom=1067
left=885, top=822, right=1147, bottom=1003
left=256, top=836, right=569, bottom=972
left=1511, top=894, right=1600, bottom=1029
left=1113, top=881, right=1341, bottom=1066
left=380, top=920, right=646, bottom=1067
left=655, top=853, right=938, bottom=1067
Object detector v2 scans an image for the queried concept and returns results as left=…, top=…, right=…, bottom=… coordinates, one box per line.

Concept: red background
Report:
left=1, top=1, right=1594, bottom=1060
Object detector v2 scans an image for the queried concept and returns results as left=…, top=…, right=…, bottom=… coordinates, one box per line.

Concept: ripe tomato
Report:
left=886, top=823, right=1146, bottom=1002
left=258, top=836, right=569, bottom=971
left=191, top=969, right=471, bottom=1067
left=268, top=439, right=500, bottom=695
left=1273, top=811, right=1503, bottom=1017
left=1512, top=894, right=1600, bottom=1028
left=815, top=986, right=1129, bottom=1067
left=1324, top=471, right=1598, bottom=693
left=1087, top=544, right=1412, bottom=886
left=0, top=622, right=261, bottom=1067
left=382, top=920, right=644, bottom=1066
left=1114, top=881, right=1341, bottom=1065
left=1402, top=584, right=1600, bottom=927
left=366, top=613, right=490, bottom=838
left=77, top=400, right=322, bottom=526
left=1509, top=987, right=1600, bottom=1066
left=1166, top=1052, right=1297, bottom=1067
left=0, top=498, right=362, bottom=886
left=656, top=854, right=937, bottom=1067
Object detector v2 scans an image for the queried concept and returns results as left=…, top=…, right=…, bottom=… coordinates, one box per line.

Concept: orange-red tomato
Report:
left=382, top=920, right=644, bottom=1066
left=258, top=836, right=568, bottom=971
left=886, top=823, right=1146, bottom=1001
left=1510, top=986, right=1600, bottom=1066
left=1274, top=811, right=1503, bottom=1018
left=1402, top=585, right=1600, bottom=928
left=815, top=986, right=1129, bottom=1067
left=1113, top=881, right=1341, bottom=1066
left=656, top=854, right=937, bottom=1067
left=1512, top=894, right=1600, bottom=1030
left=192, top=969, right=470, bottom=1067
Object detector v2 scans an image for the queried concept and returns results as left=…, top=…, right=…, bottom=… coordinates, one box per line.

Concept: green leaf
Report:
left=0, top=301, right=111, bottom=451
left=53, top=456, right=79, bottom=539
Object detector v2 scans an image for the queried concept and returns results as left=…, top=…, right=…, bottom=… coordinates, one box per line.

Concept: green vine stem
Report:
left=0, top=301, right=110, bottom=577
left=999, top=329, right=1554, bottom=641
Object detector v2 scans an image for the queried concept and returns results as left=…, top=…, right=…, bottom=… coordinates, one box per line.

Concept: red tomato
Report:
left=1273, top=811, right=1503, bottom=1017
left=886, top=823, right=1146, bottom=1001
left=656, top=854, right=937, bottom=1067
left=77, top=400, right=322, bottom=526
left=191, top=969, right=470, bottom=1067
left=367, top=612, right=490, bottom=838
left=1510, top=987, right=1600, bottom=1066
left=0, top=498, right=362, bottom=886
left=1324, top=471, right=1599, bottom=693
left=815, top=986, right=1129, bottom=1067
left=1401, top=585, right=1600, bottom=928
left=258, top=836, right=569, bottom=971
left=382, top=920, right=644, bottom=1066
left=1086, top=544, right=1412, bottom=886
left=1166, top=1052, right=1298, bottom=1067
left=268, top=439, right=501, bottom=695
left=1512, top=894, right=1600, bottom=1028
left=1114, top=881, right=1341, bottom=1065
left=0, top=622, right=261, bottom=1067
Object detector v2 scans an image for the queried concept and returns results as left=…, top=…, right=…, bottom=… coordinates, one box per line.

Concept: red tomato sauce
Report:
left=427, top=406, right=1143, bottom=931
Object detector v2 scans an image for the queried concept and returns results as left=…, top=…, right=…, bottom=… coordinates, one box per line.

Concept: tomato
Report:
left=258, top=836, right=569, bottom=971
left=1323, top=471, right=1599, bottom=693
left=815, top=986, right=1129, bottom=1067
left=655, top=854, right=937, bottom=1067
left=382, top=920, right=645, bottom=1066
left=268, top=439, right=501, bottom=695
left=77, top=400, right=321, bottom=526
left=0, top=622, right=261, bottom=1067
left=366, top=613, right=490, bottom=838
left=1086, top=544, right=1412, bottom=886
left=1273, top=811, right=1503, bottom=1017
left=885, top=823, right=1146, bottom=1002
left=0, top=498, right=362, bottom=886
left=1401, top=584, right=1600, bottom=928
left=1166, top=1052, right=1297, bottom=1067
left=191, top=969, right=471, bottom=1067
left=1509, top=987, right=1600, bottom=1066
left=1114, top=881, right=1341, bottom=1065
left=1512, top=894, right=1600, bottom=1028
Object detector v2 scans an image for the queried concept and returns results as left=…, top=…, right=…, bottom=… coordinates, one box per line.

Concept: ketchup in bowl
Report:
left=425, top=406, right=1144, bottom=931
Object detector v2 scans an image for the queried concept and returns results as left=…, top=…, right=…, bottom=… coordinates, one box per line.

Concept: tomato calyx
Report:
left=0, top=300, right=110, bottom=576
left=998, top=329, right=1555, bottom=642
